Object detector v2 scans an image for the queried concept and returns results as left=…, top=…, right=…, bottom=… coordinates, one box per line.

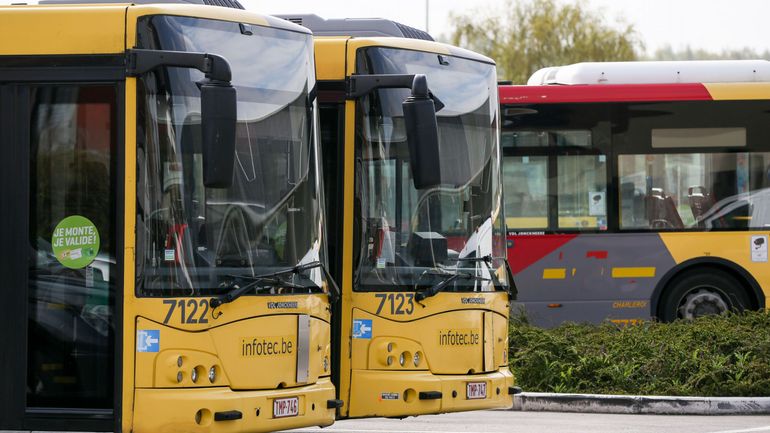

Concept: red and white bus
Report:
left=501, top=61, right=770, bottom=326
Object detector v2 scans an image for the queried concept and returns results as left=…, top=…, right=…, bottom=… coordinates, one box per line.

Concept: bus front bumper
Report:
left=132, top=378, right=336, bottom=433
left=347, top=368, right=514, bottom=418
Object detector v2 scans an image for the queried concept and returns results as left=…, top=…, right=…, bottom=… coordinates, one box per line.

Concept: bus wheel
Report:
left=659, top=269, right=750, bottom=322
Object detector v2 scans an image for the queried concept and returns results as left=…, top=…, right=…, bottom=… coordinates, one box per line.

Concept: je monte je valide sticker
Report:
left=52, top=215, right=100, bottom=269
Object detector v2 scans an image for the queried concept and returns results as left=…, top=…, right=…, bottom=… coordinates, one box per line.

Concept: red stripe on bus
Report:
left=586, top=250, right=608, bottom=259
left=507, top=234, right=577, bottom=274
left=499, top=84, right=713, bottom=104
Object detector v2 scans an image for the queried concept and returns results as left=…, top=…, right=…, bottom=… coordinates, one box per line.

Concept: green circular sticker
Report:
left=52, top=215, right=100, bottom=269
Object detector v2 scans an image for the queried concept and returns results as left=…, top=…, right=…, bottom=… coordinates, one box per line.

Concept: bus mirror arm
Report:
left=345, top=74, right=444, bottom=111
left=126, top=49, right=236, bottom=188
left=126, top=48, right=232, bottom=82
left=346, top=74, right=414, bottom=99
left=503, top=259, right=518, bottom=300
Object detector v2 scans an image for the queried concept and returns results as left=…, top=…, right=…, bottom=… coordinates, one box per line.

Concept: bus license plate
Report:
left=273, top=397, right=299, bottom=418
left=466, top=382, right=487, bottom=399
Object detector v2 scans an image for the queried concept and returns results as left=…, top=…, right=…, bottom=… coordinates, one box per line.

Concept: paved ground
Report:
left=285, top=410, right=770, bottom=433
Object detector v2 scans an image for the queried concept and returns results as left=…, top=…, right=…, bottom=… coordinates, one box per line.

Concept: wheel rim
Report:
left=677, top=287, right=729, bottom=319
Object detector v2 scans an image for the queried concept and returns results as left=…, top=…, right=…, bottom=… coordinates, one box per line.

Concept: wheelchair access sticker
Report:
left=137, top=330, right=160, bottom=352
left=352, top=319, right=372, bottom=339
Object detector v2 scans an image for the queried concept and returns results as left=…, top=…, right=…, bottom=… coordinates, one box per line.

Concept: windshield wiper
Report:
left=210, top=261, right=340, bottom=308
left=456, top=255, right=517, bottom=298
left=414, top=270, right=490, bottom=302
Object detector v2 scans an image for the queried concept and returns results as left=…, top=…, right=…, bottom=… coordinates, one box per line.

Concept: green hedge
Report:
left=508, top=311, right=770, bottom=396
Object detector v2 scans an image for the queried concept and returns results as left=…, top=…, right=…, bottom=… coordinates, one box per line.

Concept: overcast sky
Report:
left=4, top=0, right=769, bottom=54
left=253, top=0, right=770, bottom=55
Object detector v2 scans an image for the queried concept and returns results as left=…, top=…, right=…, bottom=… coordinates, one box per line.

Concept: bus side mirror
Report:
left=201, top=82, right=237, bottom=188
left=403, top=74, right=441, bottom=190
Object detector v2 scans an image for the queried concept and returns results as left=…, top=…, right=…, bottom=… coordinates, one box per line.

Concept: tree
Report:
left=651, top=45, right=770, bottom=61
left=447, top=0, right=642, bottom=83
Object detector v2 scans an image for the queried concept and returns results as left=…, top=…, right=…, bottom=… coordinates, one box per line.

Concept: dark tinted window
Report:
left=27, top=85, right=116, bottom=408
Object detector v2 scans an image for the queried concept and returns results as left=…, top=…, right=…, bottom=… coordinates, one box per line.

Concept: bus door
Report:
left=0, top=81, right=120, bottom=432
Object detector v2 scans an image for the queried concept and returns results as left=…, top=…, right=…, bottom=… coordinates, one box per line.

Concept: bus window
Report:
left=134, top=17, right=325, bottom=297
left=618, top=152, right=770, bottom=230
left=501, top=130, right=549, bottom=148
left=28, top=85, right=116, bottom=409
left=554, top=130, right=593, bottom=148
left=557, top=154, right=607, bottom=230
left=502, top=129, right=601, bottom=231
left=503, top=156, right=548, bottom=229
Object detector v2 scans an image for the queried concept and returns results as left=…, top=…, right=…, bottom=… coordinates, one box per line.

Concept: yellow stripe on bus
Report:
left=704, top=82, right=770, bottom=100
left=542, top=268, right=567, bottom=279
left=611, top=267, right=656, bottom=278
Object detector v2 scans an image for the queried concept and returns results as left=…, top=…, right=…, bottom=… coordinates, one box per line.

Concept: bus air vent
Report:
left=284, top=17, right=304, bottom=25
left=201, top=0, right=244, bottom=9
left=393, top=22, right=433, bottom=41
left=274, top=14, right=435, bottom=41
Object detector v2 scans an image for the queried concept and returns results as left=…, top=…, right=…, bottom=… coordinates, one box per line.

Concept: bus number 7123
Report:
left=374, top=293, right=415, bottom=315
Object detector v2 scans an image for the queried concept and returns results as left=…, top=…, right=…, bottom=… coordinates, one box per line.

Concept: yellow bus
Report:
left=0, top=1, right=339, bottom=431
left=501, top=60, right=770, bottom=327
left=277, top=14, right=516, bottom=418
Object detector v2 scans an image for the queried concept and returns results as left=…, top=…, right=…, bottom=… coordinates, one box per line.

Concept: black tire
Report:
left=658, top=268, right=751, bottom=322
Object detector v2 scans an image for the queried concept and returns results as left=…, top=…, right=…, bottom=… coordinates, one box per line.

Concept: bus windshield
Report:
left=354, top=47, right=506, bottom=292
left=135, top=16, right=326, bottom=297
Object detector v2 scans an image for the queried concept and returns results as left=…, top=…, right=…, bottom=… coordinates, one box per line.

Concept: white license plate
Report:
left=466, top=382, right=487, bottom=400
left=273, top=397, right=299, bottom=418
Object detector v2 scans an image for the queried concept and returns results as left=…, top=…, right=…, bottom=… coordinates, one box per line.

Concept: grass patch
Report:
left=508, top=311, right=770, bottom=396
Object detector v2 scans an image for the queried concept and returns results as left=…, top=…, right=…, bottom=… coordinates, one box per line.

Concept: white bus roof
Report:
left=527, top=60, right=770, bottom=86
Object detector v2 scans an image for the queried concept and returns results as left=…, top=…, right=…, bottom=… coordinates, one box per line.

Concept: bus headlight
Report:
left=399, top=353, right=406, bottom=367
left=413, top=352, right=421, bottom=367
left=387, top=356, right=394, bottom=366
left=191, top=367, right=198, bottom=383
left=208, top=366, right=216, bottom=383
left=177, top=371, right=183, bottom=383
left=323, top=356, right=329, bottom=372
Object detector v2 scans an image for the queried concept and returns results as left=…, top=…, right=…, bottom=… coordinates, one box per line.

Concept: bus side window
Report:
left=620, top=181, right=646, bottom=228
left=620, top=152, right=770, bottom=231
left=646, top=188, right=684, bottom=229
left=502, top=156, right=548, bottom=230
left=688, top=186, right=715, bottom=227
left=556, top=154, right=607, bottom=230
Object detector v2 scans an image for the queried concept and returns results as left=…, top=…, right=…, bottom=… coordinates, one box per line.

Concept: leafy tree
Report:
left=651, top=45, right=770, bottom=61
left=447, top=0, right=642, bottom=83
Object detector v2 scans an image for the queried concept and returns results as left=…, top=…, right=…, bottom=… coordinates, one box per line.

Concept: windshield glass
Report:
left=354, top=47, right=506, bottom=292
left=135, top=16, right=326, bottom=297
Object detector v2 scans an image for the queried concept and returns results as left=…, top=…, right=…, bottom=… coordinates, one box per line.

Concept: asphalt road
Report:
left=285, top=409, right=770, bottom=433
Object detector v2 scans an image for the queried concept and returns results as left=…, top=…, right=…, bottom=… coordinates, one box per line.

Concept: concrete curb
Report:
left=511, top=392, right=770, bottom=415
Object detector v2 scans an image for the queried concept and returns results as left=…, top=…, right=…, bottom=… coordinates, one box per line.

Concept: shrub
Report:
left=508, top=311, right=770, bottom=396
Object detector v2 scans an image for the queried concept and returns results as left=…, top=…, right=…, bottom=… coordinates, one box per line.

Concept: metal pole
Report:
left=426, top=0, right=429, bottom=32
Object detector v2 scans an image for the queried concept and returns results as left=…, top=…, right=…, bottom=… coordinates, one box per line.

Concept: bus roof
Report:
left=39, top=0, right=245, bottom=8
left=0, top=2, right=308, bottom=56
left=501, top=60, right=770, bottom=105
left=527, top=60, right=770, bottom=85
